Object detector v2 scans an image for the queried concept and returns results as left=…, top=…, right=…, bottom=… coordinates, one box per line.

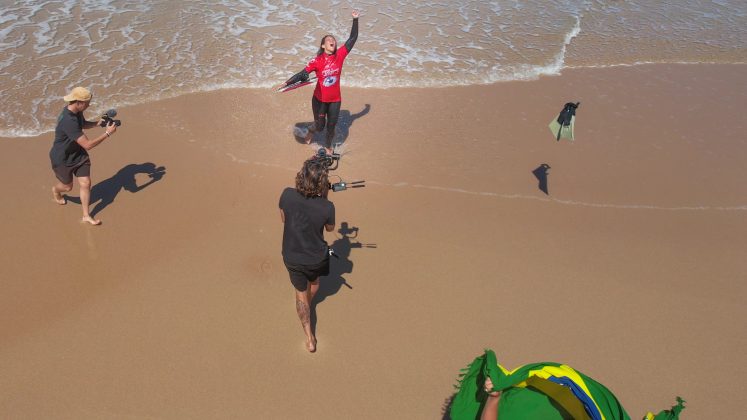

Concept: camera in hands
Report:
left=313, top=147, right=365, bottom=193
left=315, top=147, right=341, bottom=170
left=99, top=109, right=122, bottom=127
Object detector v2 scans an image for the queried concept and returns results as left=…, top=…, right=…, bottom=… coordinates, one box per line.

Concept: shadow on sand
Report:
left=441, top=394, right=455, bottom=420
left=311, top=222, right=376, bottom=336
left=293, top=104, right=371, bottom=148
left=532, top=163, right=551, bottom=195
left=66, top=162, right=166, bottom=216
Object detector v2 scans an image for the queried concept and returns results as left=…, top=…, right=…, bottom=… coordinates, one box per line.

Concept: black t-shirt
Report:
left=279, top=187, right=335, bottom=265
left=49, top=107, right=89, bottom=167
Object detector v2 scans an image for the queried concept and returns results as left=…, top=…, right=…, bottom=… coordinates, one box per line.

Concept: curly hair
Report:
left=295, top=158, right=329, bottom=197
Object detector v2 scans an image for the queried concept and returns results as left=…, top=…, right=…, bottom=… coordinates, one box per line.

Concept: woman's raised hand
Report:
left=352, top=10, right=359, bottom=19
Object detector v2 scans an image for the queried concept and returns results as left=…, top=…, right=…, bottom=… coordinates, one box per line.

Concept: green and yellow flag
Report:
left=450, top=349, right=685, bottom=420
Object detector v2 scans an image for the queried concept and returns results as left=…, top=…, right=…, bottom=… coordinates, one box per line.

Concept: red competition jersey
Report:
left=305, top=45, right=350, bottom=103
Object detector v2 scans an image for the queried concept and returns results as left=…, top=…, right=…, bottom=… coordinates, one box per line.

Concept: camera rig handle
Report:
left=327, top=156, right=340, bottom=171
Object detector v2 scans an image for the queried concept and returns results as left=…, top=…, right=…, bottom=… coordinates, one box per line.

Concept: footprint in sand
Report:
left=250, top=258, right=275, bottom=281
left=260, top=260, right=272, bottom=274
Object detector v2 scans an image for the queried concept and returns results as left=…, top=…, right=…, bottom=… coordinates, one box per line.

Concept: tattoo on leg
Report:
left=296, top=298, right=310, bottom=328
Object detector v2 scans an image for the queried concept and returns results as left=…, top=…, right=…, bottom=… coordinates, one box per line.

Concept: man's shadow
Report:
left=294, top=104, right=371, bottom=147
left=66, top=163, right=166, bottom=216
left=311, top=222, right=376, bottom=335
left=532, top=163, right=551, bottom=195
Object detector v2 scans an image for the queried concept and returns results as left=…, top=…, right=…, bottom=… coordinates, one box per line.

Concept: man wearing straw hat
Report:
left=50, top=87, right=118, bottom=225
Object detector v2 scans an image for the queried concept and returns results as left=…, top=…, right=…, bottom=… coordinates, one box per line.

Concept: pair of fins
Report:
left=277, top=76, right=318, bottom=93
left=549, top=102, right=580, bottom=141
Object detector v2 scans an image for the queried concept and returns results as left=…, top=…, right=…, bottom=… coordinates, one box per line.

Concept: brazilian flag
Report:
left=450, top=350, right=685, bottom=420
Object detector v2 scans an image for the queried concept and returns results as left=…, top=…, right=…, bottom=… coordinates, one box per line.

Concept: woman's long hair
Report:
left=295, top=158, right=329, bottom=197
left=316, top=34, right=337, bottom=56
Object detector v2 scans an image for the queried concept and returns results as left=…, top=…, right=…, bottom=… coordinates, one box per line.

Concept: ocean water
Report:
left=1, top=0, right=745, bottom=137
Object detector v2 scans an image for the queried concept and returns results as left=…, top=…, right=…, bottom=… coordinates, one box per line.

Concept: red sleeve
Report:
left=304, top=56, right=318, bottom=74
left=337, top=45, right=349, bottom=61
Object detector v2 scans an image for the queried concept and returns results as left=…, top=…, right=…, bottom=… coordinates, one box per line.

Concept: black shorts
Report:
left=52, top=159, right=91, bottom=184
left=284, top=258, right=330, bottom=292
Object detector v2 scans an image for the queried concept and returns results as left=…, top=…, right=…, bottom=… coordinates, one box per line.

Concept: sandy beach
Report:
left=1, top=63, right=746, bottom=418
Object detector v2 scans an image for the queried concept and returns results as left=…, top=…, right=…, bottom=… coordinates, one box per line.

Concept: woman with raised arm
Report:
left=282, top=11, right=359, bottom=153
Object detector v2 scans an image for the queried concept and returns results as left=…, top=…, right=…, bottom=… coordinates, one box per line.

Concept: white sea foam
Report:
left=547, top=15, right=582, bottom=75
left=1, top=0, right=745, bottom=137
left=566, top=59, right=747, bottom=70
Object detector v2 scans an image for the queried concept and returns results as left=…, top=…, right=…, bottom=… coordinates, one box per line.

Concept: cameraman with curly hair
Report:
left=279, top=158, right=335, bottom=353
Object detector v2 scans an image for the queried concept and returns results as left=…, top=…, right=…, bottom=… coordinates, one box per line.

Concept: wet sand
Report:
left=1, top=64, right=745, bottom=418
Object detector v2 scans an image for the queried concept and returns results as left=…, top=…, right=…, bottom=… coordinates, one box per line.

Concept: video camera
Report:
left=313, top=148, right=366, bottom=193
left=314, top=147, right=341, bottom=170
left=98, top=109, right=122, bottom=127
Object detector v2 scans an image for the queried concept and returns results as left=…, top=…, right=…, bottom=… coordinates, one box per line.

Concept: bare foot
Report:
left=304, top=130, right=313, bottom=144
left=325, top=147, right=334, bottom=155
left=307, top=336, right=317, bottom=353
left=80, top=216, right=102, bottom=226
left=52, top=187, right=66, bottom=205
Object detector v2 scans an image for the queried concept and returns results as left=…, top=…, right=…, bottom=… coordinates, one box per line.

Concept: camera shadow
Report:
left=293, top=103, right=371, bottom=148
left=311, top=221, right=376, bottom=335
left=65, top=162, right=166, bottom=216
left=532, top=163, right=551, bottom=195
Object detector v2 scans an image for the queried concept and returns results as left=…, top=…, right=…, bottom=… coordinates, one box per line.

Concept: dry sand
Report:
left=1, top=64, right=745, bottom=418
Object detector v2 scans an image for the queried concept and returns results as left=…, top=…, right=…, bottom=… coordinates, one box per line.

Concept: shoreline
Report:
left=1, top=62, right=745, bottom=418
left=3, top=62, right=747, bottom=140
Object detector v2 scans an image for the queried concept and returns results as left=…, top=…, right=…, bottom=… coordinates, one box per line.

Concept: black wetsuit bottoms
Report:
left=311, top=96, right=341, bottom=147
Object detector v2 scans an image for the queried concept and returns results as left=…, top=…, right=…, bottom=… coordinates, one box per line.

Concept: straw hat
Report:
left=63, top=87, right=92, bottom=102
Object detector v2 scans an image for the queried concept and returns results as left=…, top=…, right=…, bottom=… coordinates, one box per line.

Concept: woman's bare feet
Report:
left=304, top=130, right=313, bottom=144
left=80, top=216, right=102, bottom=226
left=306, top=336, right=317, bottom=353
left=52, top=187, right=66, bottom=205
